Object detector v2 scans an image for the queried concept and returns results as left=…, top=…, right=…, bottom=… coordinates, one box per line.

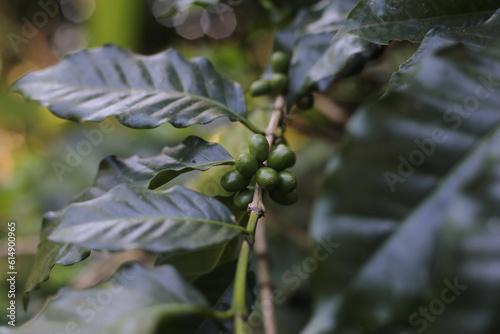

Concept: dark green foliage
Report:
left=8, top=1, right=500, bottom=333
left=11, top=46, right=251, bottom=129
left=48, top=185, right=244, bottom=252
left=7, top=264, right=212, bottom=333
left=305, top=44, right=500, bottom=334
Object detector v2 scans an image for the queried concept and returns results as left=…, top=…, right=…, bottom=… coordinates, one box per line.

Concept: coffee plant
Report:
left=4, top=0, right=500, bottom=333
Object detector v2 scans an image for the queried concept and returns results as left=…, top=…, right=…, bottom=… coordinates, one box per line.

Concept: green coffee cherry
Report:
left=220, top=170, right=250, bottom=192
left=274, top=143, right=288, bottom=150
left=270, top=190, right=298, bottom=206
left=277, top=171, right=297, bottom=192
left=250, top=79, right=272, bottom=97
left=234, top=188, right=254, bottom=210
left=269, top=73, right=288, bottom=94
left=236, top=153, right=258, bottom=177
left=271, top=51, right=289, bottom=74
left=268, top=145, right=296, bottom=171
left=249, top=134, right=269, bottom=163
left=256, top=167, right=279, bottom=190
left=297, top=93, right=314, bottom=110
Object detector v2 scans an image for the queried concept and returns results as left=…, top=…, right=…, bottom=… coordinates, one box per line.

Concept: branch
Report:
left=233, top=94, right=286, bottom=334
left=253, top=94, right=285, bottom=334
left=255, top=218, right=277, bottom=334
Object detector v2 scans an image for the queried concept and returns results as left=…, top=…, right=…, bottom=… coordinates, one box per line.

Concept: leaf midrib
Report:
left=148, top=159, right=235, bottom=189
left=349, top=109, right=500, bottom=283
left=156, top=158, right=235, bottom=171
left=336, top=8, right=497, bottom=40
left=55, top=216, right=248, bottom=233
left=21, top=81, right=247, bottom=122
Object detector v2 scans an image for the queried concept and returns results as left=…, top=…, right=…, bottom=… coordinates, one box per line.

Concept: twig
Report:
left=255, top=94, right=286, bottom=334
left=233, top=94, right=286, bottom=334
left=255, top=218, right=277, bottom=334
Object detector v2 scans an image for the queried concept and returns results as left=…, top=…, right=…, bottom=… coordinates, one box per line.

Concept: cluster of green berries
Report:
left=249, top=51, right=315, bottom=110
left=221, top=134, right=298, bottom=209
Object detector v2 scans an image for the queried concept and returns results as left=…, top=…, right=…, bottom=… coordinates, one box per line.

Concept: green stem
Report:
left=232, top=212, right=260, bottom=333
left=240, top=118, right=265, bottom=134
left=213, top=309, right=236, bottom=321
left=235, top=316, right=247, bottom=333
left=232, top=94, right=286, bottom=334
left=233, top=241, right=251, bottom=316
left=246, top=210, right=260, bottom=237
left=120, top=304, right=234, bottom=322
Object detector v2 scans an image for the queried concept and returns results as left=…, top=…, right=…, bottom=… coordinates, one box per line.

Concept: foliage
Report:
left=3, top=0, right=500, bottom=333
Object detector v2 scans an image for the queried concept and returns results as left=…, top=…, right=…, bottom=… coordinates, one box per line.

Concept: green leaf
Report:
left=305, top=44, right=500, bottom=333
left=5, top=263, right=212, bottom=334
left=277, top=0, right=382, bottom=100
left=425, top=136, right=500, bottom=334
left=74, top=136, right=234, bottom=202
left=48, top=184, right=246, bottom=253
left=389, top=10, right=500, bottom=90
left=23, top=211, right=90, bottom=307
left=155, top=237, right=240, bottom=280
left=304, top=0, right=500, bottom=95
left=23, top=135, right=238, bottom=305
left=336, top=0, right=500, bottom=45
left=11, top=45, right=259, bottom=131
left=193, top=261, right=256, bottom=334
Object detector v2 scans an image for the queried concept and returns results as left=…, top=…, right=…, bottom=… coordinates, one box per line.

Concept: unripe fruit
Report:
left=220, top=170, right=251, bottom=192
left=236, top=153, right=258, bottom=177
left=269, top=73, right=288, bottom=94
left=271, top=51, right=289, bottom=74
left=250, top=80, right=272, bottom=97
left=249, top=134, right=269, bottom=163
left=269, top=190, right=298, bottom=206
left=268, top=146, right=296, bottom=171
left=256, top=167, right=279, bottom=190
left=297, top=93, right=314, bottom=110
left=274, top=143, right=288, bottom=150
left=277, top=171, right=297, bottom=192
left=234, top=188, right=254, bottom=210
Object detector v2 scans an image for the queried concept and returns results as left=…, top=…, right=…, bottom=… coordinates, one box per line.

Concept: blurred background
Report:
left=0, top=0, right=416, bottom=331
